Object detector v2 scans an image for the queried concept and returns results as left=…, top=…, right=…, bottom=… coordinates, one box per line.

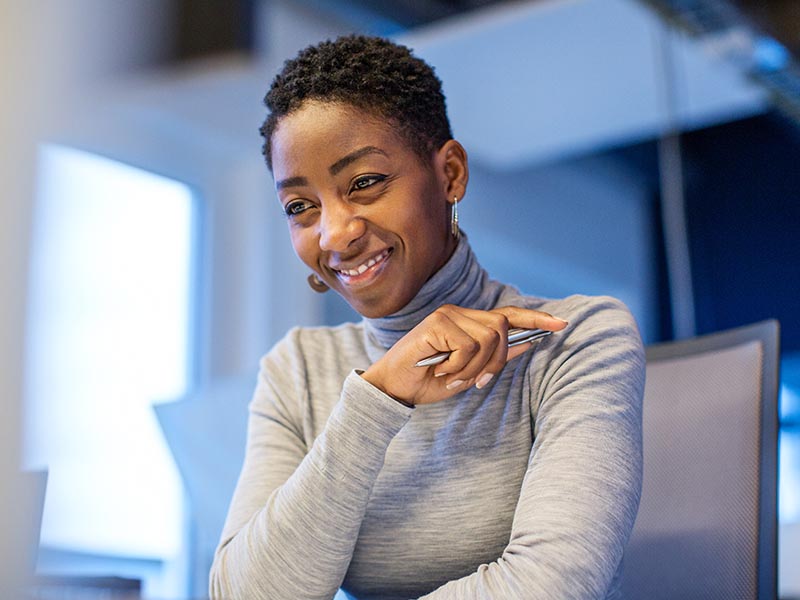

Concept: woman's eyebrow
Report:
left=275, top=146, right=388, bottom=189
left=275, top=176, right=308, bottom=190
left=329, top=146, right=388, bottom=175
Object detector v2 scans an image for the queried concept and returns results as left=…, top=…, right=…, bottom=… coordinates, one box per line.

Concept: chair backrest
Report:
left=619, top=320, right=779, bottom=600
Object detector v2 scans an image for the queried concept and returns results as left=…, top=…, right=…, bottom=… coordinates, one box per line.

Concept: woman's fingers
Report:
left=427, top=307, right=509, bottom=387
left=362, top=305, right=568, bottom=405
left=418, top=310, right=485, bottom=373
left=430, top=306, right=568, bottom=389
left=491, top=306, right=569, bottom=332
left=490, top=306, right=568, bottom=369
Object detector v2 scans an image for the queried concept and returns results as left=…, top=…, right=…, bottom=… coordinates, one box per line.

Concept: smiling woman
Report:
left=210, top=35, right=645, bottom=600
left=272, top=101, right=462, bottom=318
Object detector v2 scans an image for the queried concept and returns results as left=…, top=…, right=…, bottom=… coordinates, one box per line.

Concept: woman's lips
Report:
left=334, top=248, right=392, bottom=282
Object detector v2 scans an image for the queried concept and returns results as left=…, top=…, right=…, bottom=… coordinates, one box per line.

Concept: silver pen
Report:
left=414, top=328, right=552, bottom=368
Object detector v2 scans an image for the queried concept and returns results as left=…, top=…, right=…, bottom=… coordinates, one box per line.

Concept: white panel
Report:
left=24, top=145, right=190, bottom=558
left=400, top=0, right=766, bottom=169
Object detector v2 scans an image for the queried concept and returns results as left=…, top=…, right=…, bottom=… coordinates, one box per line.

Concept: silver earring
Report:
left=451, top=196, right=460, bottom=239
left=307, top=273, right=329, bottom=293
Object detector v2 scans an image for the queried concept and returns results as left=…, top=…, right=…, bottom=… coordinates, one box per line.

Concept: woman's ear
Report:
left=435, top=140, right=469, bottom=203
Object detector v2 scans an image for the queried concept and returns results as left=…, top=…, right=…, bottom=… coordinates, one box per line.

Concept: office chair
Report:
left=618, top=320, right=779, bottom=600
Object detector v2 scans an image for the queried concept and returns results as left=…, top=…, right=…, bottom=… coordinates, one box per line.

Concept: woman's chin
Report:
left=340, top=289, right=411, bottom=319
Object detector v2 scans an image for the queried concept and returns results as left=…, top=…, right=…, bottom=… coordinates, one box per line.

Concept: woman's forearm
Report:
left=210, top=371, right=412, bottom=600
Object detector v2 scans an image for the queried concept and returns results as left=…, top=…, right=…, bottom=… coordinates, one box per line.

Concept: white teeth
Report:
left=339, top=250, right=388, bottom=277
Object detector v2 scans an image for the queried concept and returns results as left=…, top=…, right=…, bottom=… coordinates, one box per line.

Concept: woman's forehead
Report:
left=271, top=102, right=410, bottom=171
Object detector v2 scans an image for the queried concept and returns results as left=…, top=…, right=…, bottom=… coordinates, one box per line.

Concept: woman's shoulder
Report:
left=528, top=293, right=645, bottom=382
left=534, top=293, right=637, bottom=329
left=260, top=321, right=369, bottom=374
left=500, top=287, right=639, bottom=334
left=515, top=293, right=646, bottom=421
left=498, top=289, right=644, bottom=370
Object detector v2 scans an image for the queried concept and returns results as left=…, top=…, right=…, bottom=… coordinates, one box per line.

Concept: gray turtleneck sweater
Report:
left=209, top=239, right=645, bottom=600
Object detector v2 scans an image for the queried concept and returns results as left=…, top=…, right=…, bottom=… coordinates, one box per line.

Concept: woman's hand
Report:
left=361, top=305, right=567, bottom=406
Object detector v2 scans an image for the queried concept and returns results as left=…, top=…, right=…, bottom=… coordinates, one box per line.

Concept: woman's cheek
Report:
left=290, top=231, right=315, bottom=266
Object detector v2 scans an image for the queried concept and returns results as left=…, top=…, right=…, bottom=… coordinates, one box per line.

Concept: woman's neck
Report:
left=363, top=235, right=502, bottom=350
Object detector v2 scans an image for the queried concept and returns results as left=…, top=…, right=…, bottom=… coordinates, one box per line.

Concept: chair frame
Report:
left=644, top=319, right=780, bottom=599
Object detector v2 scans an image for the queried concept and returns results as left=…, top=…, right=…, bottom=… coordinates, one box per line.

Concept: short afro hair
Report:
left=260, top=35, right=453, bottom=171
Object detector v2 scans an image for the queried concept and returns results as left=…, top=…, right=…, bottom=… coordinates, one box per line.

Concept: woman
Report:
left=210, top=35, right=644, bottom=600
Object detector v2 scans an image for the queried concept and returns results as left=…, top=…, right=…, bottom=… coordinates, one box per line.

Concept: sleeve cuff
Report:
left=309, top=370, right=413, bottom=483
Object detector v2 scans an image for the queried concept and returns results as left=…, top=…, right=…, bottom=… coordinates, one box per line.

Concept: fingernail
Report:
left=555, top=317, right=569, bottom=325
left=434, top=371, right=447, bottom=378
left=446, top=379, right=464, bottom=390
left=475, top=373, right=494, bottom=389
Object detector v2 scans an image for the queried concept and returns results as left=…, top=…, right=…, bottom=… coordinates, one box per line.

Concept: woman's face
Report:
left=271, top=101, right=463, bottom=318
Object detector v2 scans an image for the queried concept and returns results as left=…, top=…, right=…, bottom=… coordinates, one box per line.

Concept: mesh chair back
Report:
left=619, top=320, right=779, bottom=599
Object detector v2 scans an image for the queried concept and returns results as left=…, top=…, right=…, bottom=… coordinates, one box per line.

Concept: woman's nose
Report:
left=318, top=201, right=365, bottom=252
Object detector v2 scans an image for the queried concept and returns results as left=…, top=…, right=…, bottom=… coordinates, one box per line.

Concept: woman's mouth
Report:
left=334, top=248, right=392, bottom=283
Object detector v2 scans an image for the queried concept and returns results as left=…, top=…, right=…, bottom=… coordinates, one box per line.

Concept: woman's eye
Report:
left=284, top=200, right=313, bottom=217
left=351, top=174, right=386, bottom=192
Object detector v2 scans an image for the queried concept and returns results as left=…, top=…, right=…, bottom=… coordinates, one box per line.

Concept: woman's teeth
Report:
left=339, top=250, right=389, bottom=277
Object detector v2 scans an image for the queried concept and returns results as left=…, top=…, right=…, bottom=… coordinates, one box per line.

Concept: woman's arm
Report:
left=209, top=329, right=413, bottom=600
left=419, top=297, right=645, bottom=599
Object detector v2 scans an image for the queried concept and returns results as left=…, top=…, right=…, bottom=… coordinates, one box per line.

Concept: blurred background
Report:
left=1, top=0, right=798, bottom=597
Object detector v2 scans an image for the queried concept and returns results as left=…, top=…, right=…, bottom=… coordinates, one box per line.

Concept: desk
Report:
left=26, top=575, right=141, bottom=599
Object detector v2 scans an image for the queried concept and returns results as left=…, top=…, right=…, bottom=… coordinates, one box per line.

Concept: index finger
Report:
left=491, top=306, right=568, bottom=332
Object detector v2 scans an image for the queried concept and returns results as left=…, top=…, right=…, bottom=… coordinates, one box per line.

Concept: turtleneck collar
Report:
left=363, top=235, right=504, bottom=354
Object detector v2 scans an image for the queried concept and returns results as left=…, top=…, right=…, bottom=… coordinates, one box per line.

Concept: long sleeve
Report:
left=211, top=294, right=644, bottom=600
left=209, top=329, right=413, bottom=600
left=418, top=296, right=645, bottom=599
